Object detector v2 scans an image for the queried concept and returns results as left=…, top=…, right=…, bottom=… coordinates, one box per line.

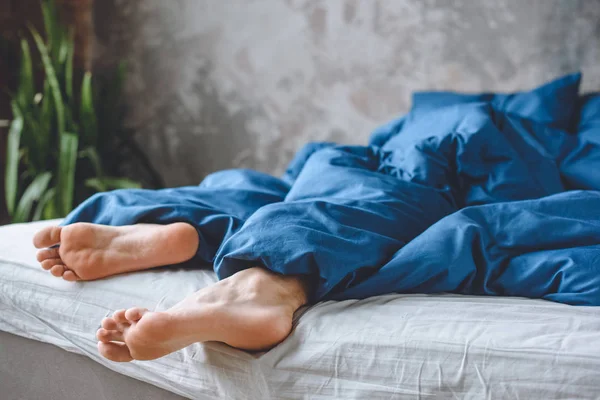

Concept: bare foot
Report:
left=96, top=268, right=308, bottom=361
left=33, top=222, right=199, bottom=281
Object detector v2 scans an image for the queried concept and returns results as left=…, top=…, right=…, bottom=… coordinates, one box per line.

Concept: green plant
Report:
left=4, top=0, right=159, bottom=223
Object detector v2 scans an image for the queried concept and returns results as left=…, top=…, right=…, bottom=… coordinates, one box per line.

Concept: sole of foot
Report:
left=34, top=222, right=199, bottom=281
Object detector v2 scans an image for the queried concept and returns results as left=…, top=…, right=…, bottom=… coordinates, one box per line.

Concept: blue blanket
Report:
left=65, top=73, right=600, bottom=305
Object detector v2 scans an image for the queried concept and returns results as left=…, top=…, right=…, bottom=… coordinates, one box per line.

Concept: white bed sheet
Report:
left=1, top=220, right=600, bottom=399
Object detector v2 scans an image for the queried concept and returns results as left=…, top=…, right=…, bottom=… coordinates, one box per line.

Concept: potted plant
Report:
left=4, top=0, right=162, bottom=223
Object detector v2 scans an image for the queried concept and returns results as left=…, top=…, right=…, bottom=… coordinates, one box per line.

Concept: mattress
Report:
left=0, top=330, right=186, bottom=400
left=1, top=220, right=600, bottom=399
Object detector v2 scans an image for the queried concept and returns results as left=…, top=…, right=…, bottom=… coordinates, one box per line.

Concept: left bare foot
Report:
left=33, top=222, right=199, bottom=281
left=96, top=267, right=308, bottom=362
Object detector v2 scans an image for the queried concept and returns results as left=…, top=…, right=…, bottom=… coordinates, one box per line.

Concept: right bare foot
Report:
left=96, top=267, right=309, bottom=361
left=33, top=222, right=199, bottom=281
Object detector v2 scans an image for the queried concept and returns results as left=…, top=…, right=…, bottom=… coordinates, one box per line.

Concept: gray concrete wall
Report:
left=93, top=0, right=600, bottom=187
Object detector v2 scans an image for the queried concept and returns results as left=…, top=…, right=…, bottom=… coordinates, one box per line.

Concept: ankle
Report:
left=281, top=275, right=310, bottom=309
left=233, top=268, right=309, bottom=311
left=162, top=223, right=200, bottom=263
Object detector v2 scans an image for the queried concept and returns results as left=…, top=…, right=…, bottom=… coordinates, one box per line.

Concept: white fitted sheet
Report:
left=1, top=220, right=600, bottom=399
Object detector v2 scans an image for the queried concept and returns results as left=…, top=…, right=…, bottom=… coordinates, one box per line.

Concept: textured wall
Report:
left=93, top=0, right=600, bottom=187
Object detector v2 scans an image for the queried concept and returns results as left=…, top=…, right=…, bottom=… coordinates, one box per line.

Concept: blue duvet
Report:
left=65, top=73, right=600, bottom=305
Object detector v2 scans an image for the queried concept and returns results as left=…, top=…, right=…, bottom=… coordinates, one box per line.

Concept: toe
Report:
left=40, top=258, right=63, bottom=271
left=113, top=309, right=128, bottom=324
left=101, top=317, right=119, bottom=330
left=97, top=342, right=133, bottom=362
left=96, top=328, right=124, bottom=343
left=125, top=307, right=148, bottom=322
left=33, top=226, right=62, bottom=249
left=62, top=270, right=79, bottom=282
left=49, top=264, right=66, bottom=277
left=36, top=247, right=59, bottom=262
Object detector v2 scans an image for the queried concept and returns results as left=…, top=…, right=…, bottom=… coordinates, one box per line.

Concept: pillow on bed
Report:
left=559, top=93, right=600, bottom=190
left=411, top=73, right=582, bottom=132
left=368, top=115, right=406, bottom=147
left=379, top=102, right=565, bottom=206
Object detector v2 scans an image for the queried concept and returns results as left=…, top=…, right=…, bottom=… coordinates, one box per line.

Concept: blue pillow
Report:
left=560, top=93, right=600, bottom=190
left=368, top=115, right=405, bottom=147
left=411, top=73, right=582, bottom=132
left=576, top=93, right=600, bottom=130
left=380, top=103, right=564, bottom=206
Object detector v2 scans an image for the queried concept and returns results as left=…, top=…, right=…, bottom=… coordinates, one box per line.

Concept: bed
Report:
left=1, top=219, right=600, bottom=399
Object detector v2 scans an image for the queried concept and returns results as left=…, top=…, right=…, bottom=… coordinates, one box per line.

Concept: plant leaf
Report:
left=33, top=187, right=56, bottom=221
left=84, top=178, right=106, bottom=192
left=86, top=177, right=141, bottom=191
left=30, top=25, right=65, bottom=135
left=40, top=80, right=54, bottom=155
left=5, top=107, right=24, bottom=216
left=79, top=147, right=104, bottom=177
left=106, top=178, right=142, bottom=190
left=12, top=172, right=52, bottom=223
left=16, top=39, right=34, bottom=108
left=64, top=96, right=76, bottom=132
left=57, top=31, right=68, bottom=65
left=41, top=0, right=60, bottom=57
left=43, top=190, right=60, bottom=220
left=80, top=72, right=97, bottom=146
left=64, top=29, right=74, bottom=101
left=56, top=132, right=78, bottom=216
